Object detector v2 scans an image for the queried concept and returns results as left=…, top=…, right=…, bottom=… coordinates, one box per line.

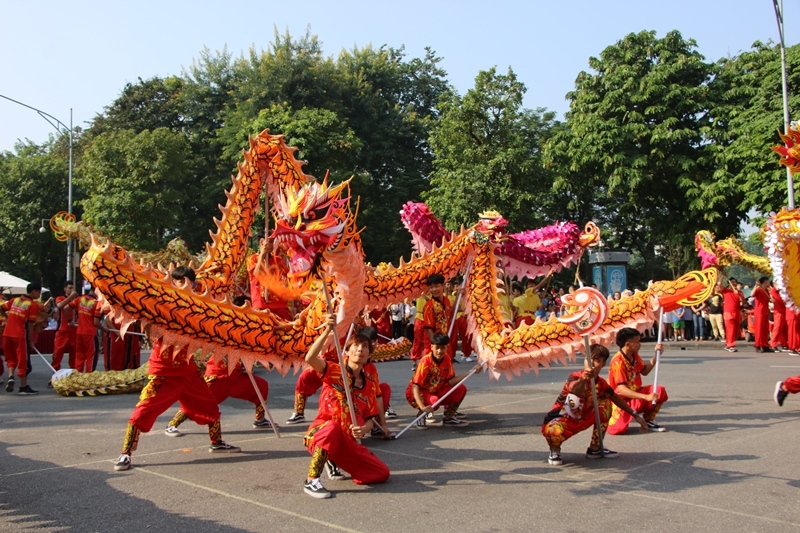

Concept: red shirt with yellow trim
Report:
left=311, top=361, right=380, bottom=435
left=607, top=350, right=645, bottom=392
left=543, top=371, right=614, bottom=423
left=408, top=352, right=455, bottom=396
left=55, top=296, right=77, bottom=332
left=1, top=295, right=39, bottom=339
left=69, top=295, right=102, bottom=336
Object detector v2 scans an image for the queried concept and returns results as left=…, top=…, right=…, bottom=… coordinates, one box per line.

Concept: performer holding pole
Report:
left=301, top=313, right=389, bottom=499
left=650, top=307, right=665, bottom=404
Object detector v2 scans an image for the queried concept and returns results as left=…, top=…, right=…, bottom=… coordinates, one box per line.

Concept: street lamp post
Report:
left=0, top=94, right=74, bottom=281
left=773, top=0, right=795, bottom=209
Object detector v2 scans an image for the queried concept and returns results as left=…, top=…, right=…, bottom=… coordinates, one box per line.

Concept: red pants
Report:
left=2, top=336, right=28, bottom=378
left=104, top=332, right=141, bottom=370
left=75, top=333, right=96, bottom=373
left=305, top=421, right=389, bottom=485
left=772, top=312, right=788, bottom=349
left=296, top=367, right=391, bottom=408
left=405, top=382, right=467, bottom=410
left=207, top=372, right=268, bottom=405
left=754, top=309, right=770, bottom=349
left=52, top=330, right=76, bottom=371
left=542, top=400, right=611, bottom=449
left=784, top=375, right=800, bottom=393
left=129, top=372, right=220, bottom=432
left=449, top=315, right=473, bottom=357
left=608, top=385, right=668, bottom=435
left=724, top=313, right=739, bottom=348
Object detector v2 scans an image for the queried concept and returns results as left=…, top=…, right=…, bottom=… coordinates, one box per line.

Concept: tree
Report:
left=423, top=67, right=557, bottom=232
left=546, top=30, right=730, bottom=280
left=707, top=41, right=800, bottom=215
left=77, top=129, right=192, bottom=250
left=0, top=140, right=72, bottom=290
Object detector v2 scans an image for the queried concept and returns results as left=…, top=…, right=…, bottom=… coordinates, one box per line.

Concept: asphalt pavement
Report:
left=1, top=341, right=799, bottom=532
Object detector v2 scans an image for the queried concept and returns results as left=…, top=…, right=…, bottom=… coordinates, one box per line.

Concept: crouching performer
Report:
left=302, top=314, right=390, bottom=499
left=542, top=344, right=647, bottom=465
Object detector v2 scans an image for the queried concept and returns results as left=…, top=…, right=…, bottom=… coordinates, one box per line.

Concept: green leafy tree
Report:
left=0, top=140, right=72, bottom=290
left=707, top=41, right=800, bottom=215
left=424, top=67, right=557, bottom=232
left=77, top=129, right=192, bottom=250
left=546, top=30, right=729, bottom=281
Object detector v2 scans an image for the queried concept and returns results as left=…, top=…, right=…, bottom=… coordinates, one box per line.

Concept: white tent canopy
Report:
left=0, top=272, right=31, bottom=294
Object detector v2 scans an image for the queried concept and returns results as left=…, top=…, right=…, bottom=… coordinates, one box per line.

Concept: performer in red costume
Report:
left=104, top=318, right=142, bottom=370
left=770, top=284, right=788, bottom=352
left=606, top=327, right=668, bottom=434
left=113, top=267, right=241, bottom=472
left=751, top=277, right=773, bottom=353
left=406, top=332, right=480, bottom=428
left=542, top=344, right=647, bottom=465
left=1, top=282, right=41, bottom=395
left=302, top=314, right=389, bottom=499
left=421, top=274, right=454, bottom=361
left=52, top=280, right=77, bottom=371
left=66, top=287, right=108, bottom=373
left=164, top=300, right=272, bottom=435
left=718, top=278, right=745, bottom=352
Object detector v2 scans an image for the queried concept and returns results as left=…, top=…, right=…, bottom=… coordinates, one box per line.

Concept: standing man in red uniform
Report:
left=607, top=327, right=668, bottom=434
left=114, top=266, right=241, bottom=472
left=770, top=284, right=788, bottom=352
left=52, top=281, right=78, bottom=371
left=66, top=287, right=107, bottom=373
left=751, top=277, right=773, bottom=353
left=421, top=274, right=454, bottom=361
left=1, top=282, right=41, bottom=395
left=718, top=278, right=745, bottom=352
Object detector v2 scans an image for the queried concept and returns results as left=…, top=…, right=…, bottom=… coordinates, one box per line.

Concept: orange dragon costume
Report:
left=49, top=130, right=715, bottom=384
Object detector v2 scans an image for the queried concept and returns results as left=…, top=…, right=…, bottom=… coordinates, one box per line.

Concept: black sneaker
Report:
left=548, top=450, right=563, bottom=466
left=385, top=407, right=398, bottom=419
left=304, top=478, right=331, bottom=499
left=775, top=381, right=789, bottom=407
left=325, top=461, right=345, bottom=480
left=416, top=416, right=427, bottom=430
left=646, top=420, right=666, bottom=432
left=253, top=418, right=273, bottom=429
left=454, top=411, right=468, bottom=419
left=18, top=385, right=39, bottom=396
left=371, top=426, right=384, bottom=437
left=443, top=417, right=465, bottom=426
left=586, top=447, right=619, bottom=459
left=286, top=412, right=305, bottom=424
left=208, top=441, right=241, bottom=453
left=762, top=347, right=775, bottom=353
left=725, top=347, right=738, bottom=352
left=6, top=377, right=14, bottom=392
left=114, top=454, right=131, bottom=471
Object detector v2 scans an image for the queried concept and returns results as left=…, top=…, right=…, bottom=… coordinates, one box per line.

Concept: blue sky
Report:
left=0, top=1, right=796, bottom=152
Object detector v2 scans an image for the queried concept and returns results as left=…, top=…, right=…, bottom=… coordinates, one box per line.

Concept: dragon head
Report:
left=475, top=210, right=509, bottom=239
left=271, top=176, right=355, bottom=280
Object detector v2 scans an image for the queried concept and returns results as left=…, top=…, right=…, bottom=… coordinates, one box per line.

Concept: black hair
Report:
left=172, top=266, right=197, bottom=283
left=345, top=332, right=374, bottom=354
left=512, top=283, right=524, bottom=293
left=426, top=273, right=445, bottom=285
left=27, top=281, right=42, bottom=293
left=358, top=326, right=379, bottom=342
left=431, top=332, right=450, bottom=346
left=758, top=276, right=770, bottom=285
left=590, top=343, right=610, bottom=362
left=615, top=327, right=641, bottom=348
left=64, top=280, right=74, bottom=288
